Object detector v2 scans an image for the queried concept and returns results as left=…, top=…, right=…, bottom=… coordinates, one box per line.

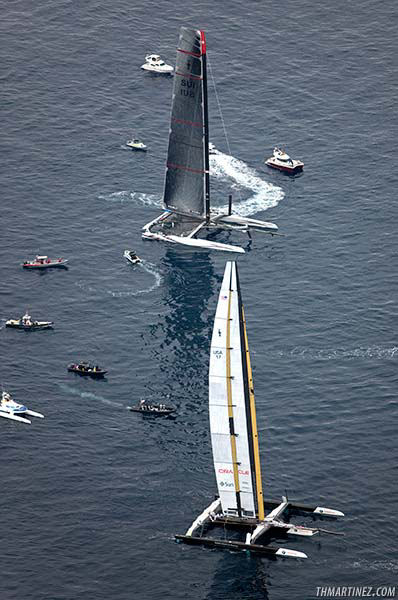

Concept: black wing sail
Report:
left=163, top=28, right=208, bottom=219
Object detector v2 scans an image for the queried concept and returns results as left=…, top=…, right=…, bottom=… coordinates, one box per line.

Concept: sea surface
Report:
left=1, top=1, right=397, bottom=599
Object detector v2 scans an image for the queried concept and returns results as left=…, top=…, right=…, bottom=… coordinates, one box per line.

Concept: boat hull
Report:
left=127, top=405, right=175, bottom=415
left=6, top=322, right=53, bottom=330
left=126, top=143, right=147, bottom=152
left=123, top=251, right=141, bottom=265
left=67, top=367, right=107, bottom=378
left=141, top=65, right=173, bottom=74
left=22, top=261, right=68, bottom=269
left=175, top=535, right=307, bottom=559
left=265, top=159, right=303, bottom=174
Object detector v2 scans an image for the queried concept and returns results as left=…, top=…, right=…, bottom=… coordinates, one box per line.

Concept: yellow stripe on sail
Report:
left=242, top=306, right=264, bottom=521
left=226, top=288, right=241, bottom=497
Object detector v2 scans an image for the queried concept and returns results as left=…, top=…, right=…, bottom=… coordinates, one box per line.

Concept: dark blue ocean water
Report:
left=1, top=1, right=397, bottom=599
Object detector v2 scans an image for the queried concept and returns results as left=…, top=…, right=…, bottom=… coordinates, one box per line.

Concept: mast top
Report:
left=199, top=30, right=206, bottom=54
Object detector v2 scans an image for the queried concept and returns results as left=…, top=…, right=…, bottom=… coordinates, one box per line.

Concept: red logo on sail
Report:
left=218, top=468, right=249, bottom=476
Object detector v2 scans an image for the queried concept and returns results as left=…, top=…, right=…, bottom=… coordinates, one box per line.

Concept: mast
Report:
left=200, top=30, right=211, bottom=221
left=236, top=266, right=264, bottom=520
left=226, top=278, right=243, bottom=517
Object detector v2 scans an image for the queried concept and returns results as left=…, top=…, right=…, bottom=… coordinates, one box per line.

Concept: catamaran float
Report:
left=142, top=28, right=278, bottom=254
left=0, top=391, right=45, bottom=424
left=175, top=262, right=344, bottom=558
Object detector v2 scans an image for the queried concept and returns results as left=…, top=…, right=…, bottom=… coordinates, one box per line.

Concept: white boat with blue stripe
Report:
left=0, top=391, right=45, bottom=424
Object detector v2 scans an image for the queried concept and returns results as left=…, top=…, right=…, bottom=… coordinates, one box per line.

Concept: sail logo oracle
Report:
left=218, top=468, right=249, bottom=476
left=180, top=79, right=196, bottom=98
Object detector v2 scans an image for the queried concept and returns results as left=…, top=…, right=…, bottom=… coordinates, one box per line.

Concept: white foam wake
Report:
left=98, top=191, right=162, bottom=208
left=108, top=260, right=162, bottom=298
left=275, top=346, right=398, bottom=360
left=98, top=151, right=282, bottom=219
left=210, top=150, right=284, bottom=217
left=58, top=383, right=122, bottom=408
left=75, top=260, right=163, bottom=298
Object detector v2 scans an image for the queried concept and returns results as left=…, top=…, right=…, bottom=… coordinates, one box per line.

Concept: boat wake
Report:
left=58, top=383, right=122, bottom=408
left=108, top=261, right=162, bottom=298
left=271, top=346, right=398, bottom=360
left=98, top=190, right=162, bottom=208
left=98, top=153, right=282, bottom=220
left=210, top=150, right=284, bottom=217
left=75, top=260, right=163, bottom=298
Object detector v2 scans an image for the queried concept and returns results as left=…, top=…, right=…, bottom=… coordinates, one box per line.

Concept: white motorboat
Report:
left=265, top=147, right=304, bottom=174
left=123, top=250, right=141, bottom=265
left=126, top=138, right=147, bottom=152
left=141, top=54, right=173, bottom=74
left=142, top=28, right=279, bottom=253
left=0, top=391, right=45, bottom=424
left=6, top=312, right=53, bottom=330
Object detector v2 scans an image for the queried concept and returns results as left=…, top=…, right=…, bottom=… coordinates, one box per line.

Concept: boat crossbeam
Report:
left=184, top=498, right=222, bottom=537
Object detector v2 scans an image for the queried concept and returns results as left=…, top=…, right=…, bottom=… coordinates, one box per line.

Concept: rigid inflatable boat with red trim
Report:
left=22, top=255, right=68, bottom=269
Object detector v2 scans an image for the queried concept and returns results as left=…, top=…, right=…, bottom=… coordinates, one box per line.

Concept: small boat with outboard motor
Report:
left=0, top=390, right=45, bottom=424
left=141, top=54, right=173, bottom=74
left=123, top=250, right=141, bottom=265
left=126, top=138, right=147, bottom=152
left=265, top=147, right=304, bottom=174
left=22, top=255, right=68, bottom=269
left=67, top=362, right=107, bottom=378
left=128, top=399, right=175, bottom=415
left=6, top=312, right=54, bottom=331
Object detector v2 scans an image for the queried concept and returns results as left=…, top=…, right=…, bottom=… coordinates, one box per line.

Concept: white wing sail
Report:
left=209, top=261, right=263, bottom=519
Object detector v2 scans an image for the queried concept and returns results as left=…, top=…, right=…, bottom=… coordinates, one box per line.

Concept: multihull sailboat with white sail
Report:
left=175, top=262, right=344, bottom=558
left=142, top=28, right=278, bottom=254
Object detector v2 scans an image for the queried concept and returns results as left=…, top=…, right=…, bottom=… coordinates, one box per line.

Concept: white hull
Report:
left=167, top=234, right=245, bottom=253
left=215, top=214, right=278, bottom=232
left=0, top=391, right=44, bottom=424
left=141, top=64, right=173, bottom=74
left=142, top=210, right=279, bottom=253
left=25, top=409, right=45, bottom=419
left=0, top=411, right=31, bottom=424
left=314, top=506, right=345, bottom=517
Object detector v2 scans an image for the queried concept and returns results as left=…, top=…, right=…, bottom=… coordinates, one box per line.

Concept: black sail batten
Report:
left=163, top=28, right=207, bottom=218
left=235, top=267, right=259, bottom=516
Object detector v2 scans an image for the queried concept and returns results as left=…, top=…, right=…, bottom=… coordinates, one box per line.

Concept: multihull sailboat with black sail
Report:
left=142, top=28, right=278, bottom=254
left=175, top=262, right=344, bottom=558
